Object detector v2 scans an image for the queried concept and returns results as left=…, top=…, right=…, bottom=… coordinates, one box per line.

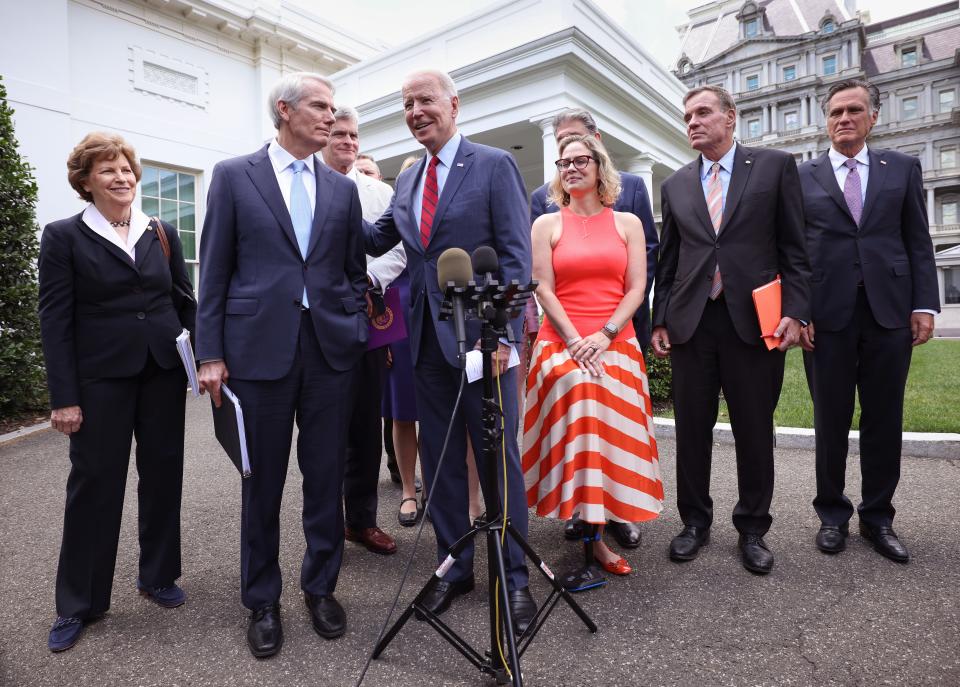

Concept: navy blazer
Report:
left=653, top=145, right=811, bottom=346
left=530, top=171, right=659, bottom=346
left=364, top=136, right=532, bottom=367
left=799, top=148, right=939, bottom=331
left=38, top=214, right=196, bottom=409
left=196, top=145, right=368, bottom=378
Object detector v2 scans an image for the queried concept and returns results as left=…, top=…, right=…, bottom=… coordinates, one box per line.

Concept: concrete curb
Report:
left=652, top=418, right=960, bottom=459
left=0, top=420, right=50, bottom=446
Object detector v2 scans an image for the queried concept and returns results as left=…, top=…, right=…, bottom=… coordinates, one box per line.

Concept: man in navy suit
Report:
left=799, top=79, right=939, bottom=562
left=529, top=108, right=659, bottom=549
left=363, top=70, right=536, bottom=633
left=196, top=72, right=368, bottom=657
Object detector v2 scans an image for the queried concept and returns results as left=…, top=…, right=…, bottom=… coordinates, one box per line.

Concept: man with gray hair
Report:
left=321, top=105, right=406, bottom=556
left=197, top=72, right=367, bottom=656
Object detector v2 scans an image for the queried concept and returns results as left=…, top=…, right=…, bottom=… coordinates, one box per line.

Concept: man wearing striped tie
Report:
left=798, top=80, right=939, bottom=563
left=651, top=85, right=811, bottom=575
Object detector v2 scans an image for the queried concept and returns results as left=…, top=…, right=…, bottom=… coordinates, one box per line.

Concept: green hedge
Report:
left=0, top=76, right=47, bottom=420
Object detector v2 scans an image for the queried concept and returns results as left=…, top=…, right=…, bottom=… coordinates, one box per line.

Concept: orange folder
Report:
left=752, top=276, right=781, bottom=351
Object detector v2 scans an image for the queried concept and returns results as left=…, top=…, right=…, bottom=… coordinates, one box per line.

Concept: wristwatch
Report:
left=601, top=321, right=619, bottom=340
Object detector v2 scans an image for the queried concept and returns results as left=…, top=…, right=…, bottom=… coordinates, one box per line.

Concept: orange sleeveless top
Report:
left=537, top=207, right=636, bottom=344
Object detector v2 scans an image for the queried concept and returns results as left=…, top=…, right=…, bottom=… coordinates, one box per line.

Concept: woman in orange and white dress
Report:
left=522, top=134, right=662, bottom=576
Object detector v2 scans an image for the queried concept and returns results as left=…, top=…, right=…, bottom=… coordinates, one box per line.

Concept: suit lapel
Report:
left=810, top=152, right=854, bottom=223
left=305, top=157, right=332, bottom=259
left=134, top=224, right=157, bottom=270
left=75, top=219, right=139, bottom=272
left=245, top=145, right=300, bottom=255
left=429, top=138, right=473, bottom=244
left=859, top=148, right=886, bottom=229
left=717, top=145, right=753, bottom=235
left=406, top=157, right=427, bottom=254
left=683, top=159, right=714, bottom=239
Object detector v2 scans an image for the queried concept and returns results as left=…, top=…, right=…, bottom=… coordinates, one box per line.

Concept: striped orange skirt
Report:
left=521, top=338, right=663, bottom=525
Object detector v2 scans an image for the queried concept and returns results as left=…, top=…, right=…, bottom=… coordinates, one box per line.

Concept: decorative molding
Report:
left=129, top=45, right=209, bottom=108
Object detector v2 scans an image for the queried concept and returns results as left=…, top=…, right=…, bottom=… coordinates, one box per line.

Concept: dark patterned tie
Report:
left=420, top=156, right=440, bottom=247
left=843, top=158, right=862, bottom=225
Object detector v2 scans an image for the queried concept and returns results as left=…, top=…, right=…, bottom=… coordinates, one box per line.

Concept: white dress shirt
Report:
left=82, top=203, right=150, bottom=260
left=828, top=145, right=869, bottom=203
left=413, top=131, right=462, bottom=228
left=268, top=139, right=317, bottom=214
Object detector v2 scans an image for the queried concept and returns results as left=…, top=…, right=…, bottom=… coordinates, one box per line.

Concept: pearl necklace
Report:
left=109, top=218, right=131, bottom=228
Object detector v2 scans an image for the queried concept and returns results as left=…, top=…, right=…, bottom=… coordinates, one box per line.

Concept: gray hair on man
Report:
left=334, top=105, right=359, bottom=124
left=267, top=72, right=335, bottom=129
left=682, top=85, right=737, bottom=112
left=551, top=108, right=599, bottom=135
left=403, top=70, right=458, bottom=98
left=822, top=79, right=882, bottom=114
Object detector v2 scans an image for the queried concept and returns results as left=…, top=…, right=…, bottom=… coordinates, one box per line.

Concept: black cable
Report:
left=354, top=369, right=468, bottom=687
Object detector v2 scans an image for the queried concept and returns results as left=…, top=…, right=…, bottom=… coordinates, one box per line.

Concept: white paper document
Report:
left=465, top=345, right=520, bottom=384
left=175, top=329, right=200, bottom=397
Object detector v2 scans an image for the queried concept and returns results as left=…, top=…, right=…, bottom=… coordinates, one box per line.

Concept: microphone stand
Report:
left=372, top=279, right=597, bottom=685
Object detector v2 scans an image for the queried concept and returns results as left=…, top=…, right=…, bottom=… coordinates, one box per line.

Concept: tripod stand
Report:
left=372, top=278, right=597, bottom=685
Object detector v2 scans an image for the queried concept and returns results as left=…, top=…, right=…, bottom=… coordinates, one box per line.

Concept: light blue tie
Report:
left=290, top=160, right=312, bottom=308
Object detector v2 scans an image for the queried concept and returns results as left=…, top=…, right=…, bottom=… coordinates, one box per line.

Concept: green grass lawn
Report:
left=661, top=339, right=960, bottom=433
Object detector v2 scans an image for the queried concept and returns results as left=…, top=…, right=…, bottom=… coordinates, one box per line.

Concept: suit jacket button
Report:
left=136, top=312, right=146, bottom=320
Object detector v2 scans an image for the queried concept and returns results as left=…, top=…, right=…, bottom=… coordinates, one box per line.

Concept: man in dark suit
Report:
left=798, top=79, right=939, bottom=562
left=651, top=85, right=810, bottom=574
left=529, top=108, right=658, bottom=549
left=196, top=72, right=368, bottom=657
left=363, top=70, right=536, bottom=633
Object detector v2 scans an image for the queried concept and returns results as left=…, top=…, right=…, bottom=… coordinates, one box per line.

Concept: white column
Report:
left=626, top=154, right=656, bottom=204
left=762, top=106, right=770, bottom=134
left=924, top=83, right=933, bottom=115
left=801, top=95, right=809, bottom=126
left=537, top=118, right=556, bottom=185
left=254, top=40, right=284, bottom=142
left=928, top=188, right=936, bottom=223
left=771, top=102, right=779, bottom=131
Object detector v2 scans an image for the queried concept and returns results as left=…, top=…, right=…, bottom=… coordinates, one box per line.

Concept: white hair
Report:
left=333, top=105, right=359, bottom=124
left=268, top=72, right=335, bottom=129
left=402, top=70, right=458, bottom=98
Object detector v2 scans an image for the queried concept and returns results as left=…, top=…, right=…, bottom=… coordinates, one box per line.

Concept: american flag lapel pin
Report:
left=456, top=162, right=464, bottom=167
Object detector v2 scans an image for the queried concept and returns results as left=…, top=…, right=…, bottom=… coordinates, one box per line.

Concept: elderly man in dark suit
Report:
left=363, top=69, right=536, bottom=634
left=197, top=72, right=368, bottom=657
left=799, top=79, right=939, bottom=563
left=651, top=85, right=811, bottom=575
left=529, top=108, right=658, bottom=549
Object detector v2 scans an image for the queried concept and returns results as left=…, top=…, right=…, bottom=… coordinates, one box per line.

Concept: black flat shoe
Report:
left=669, top=526, right=709, bottom=561
left=416, top=576, right=475, bottom=620
left=304, top=593, right=346, bottom=639
left=398, top=497, right=422, bottom=527
left=247, top=603, right=283, bottom=658
left=739, top=534, right=774, bottom=574
left=859, top=523, right=910, bottom=563
left=607, top=521, right=641, bottom=549
left=508, top=587, right=538, bottom=637
left=815, top=525, right=848, bottom=554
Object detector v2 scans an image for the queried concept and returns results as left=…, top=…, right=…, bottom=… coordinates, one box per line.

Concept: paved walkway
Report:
left=1, top=396, right=958, bottom=686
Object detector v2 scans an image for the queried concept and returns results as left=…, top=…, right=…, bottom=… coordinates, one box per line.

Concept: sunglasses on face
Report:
left=554, top=155, right=596, bottom=171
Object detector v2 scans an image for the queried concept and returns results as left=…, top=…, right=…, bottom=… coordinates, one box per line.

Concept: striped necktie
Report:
left=706, top=162, right=723, bottom=300
left=420, top=156, right=440, bottom=248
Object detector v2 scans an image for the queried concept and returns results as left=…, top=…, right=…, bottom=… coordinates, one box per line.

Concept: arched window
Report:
left=820, top=16, right=836, bottom=34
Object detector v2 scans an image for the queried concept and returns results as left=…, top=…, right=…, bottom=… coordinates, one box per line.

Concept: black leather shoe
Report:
left=416, top=576, right=475, bottom=619
left=564, top=515, right=584, bottom=541
left=815, top=525, right=848, bottom=554
left=669, top=526, right=709, bottom=561
left=247, top=603, right=283, bottom=658
left=607, top=521, right=641, bottom=549
left=508, top=587, right=537, bottom=636
left=739, top=534, right=774, bottom=574
left=859, top=523, right=910, bottom=563
left=304, top=593, right=346, bottom=639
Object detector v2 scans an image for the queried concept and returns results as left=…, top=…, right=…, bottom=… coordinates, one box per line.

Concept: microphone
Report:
left=471, top=246, right=499, bottom=283
left=437, top=247, right=473, bottom=368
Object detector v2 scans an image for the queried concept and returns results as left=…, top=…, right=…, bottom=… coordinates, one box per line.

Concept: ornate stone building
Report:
left=673, top=0, right=960, bottom=331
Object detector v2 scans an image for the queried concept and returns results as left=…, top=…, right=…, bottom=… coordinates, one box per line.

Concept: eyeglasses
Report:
left=554, top=155, right=596, bottom=171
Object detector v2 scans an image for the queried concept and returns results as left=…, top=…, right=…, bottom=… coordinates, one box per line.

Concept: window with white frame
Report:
left=747, top=118, right=762, bottom=138
left=744, top=18, right=758, bottom=38
left=940, top=89, right=956, bottom=113
left=822, top=55, right=837, bottom=76
left=821, top=18, right=835, bottom=34
left=942, top=198, right=958, bottom=224
left=746, top=74, right=760, bottom=91
left=902, top=96, right=919, bottom=120
left=782, top=65, right=797, bottom=81
left=784, top=110, right=800, bottom=130
left=901, top=48, right=918, bottom=68
left=944, top=267, right=960, bottom=305
left=140, top=165, right=199, bottom=288
left=941, top=147, right=958, bottom=170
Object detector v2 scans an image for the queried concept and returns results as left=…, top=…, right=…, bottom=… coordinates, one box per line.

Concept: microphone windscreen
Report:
left=437, top=248, right=473, bottom=289
left=471, top=246, right=499, bottom=275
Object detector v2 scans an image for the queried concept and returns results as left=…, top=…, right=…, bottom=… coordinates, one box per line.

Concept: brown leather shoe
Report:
left=345, top=526, right=397, bottom=555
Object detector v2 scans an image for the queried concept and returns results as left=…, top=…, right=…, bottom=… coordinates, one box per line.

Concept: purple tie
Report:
left=843, top=158, right=862, bottom=225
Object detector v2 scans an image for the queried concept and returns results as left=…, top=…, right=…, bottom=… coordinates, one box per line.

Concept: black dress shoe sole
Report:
left=741, top=557, right=774, bottom=575
left=815, top=535, right=847, bottom=554
left=859, top=525, right=910, bottom=563
left=311, top=621, right=345, bottom=640
left=249, top=635, right=283, bottom=659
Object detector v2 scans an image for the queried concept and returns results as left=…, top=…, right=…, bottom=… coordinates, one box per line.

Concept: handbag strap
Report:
left=152, top=216, right=171, bottom=263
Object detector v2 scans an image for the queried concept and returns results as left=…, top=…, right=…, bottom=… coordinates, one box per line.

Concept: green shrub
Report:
left=0, top=75, right=47, bottom=420
left=646, top=352, right=672, bottom=403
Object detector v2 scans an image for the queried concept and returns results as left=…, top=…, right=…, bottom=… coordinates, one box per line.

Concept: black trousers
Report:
left=344, top=347, right=387, bottom=530
left=56, top=353, right=186, bottom=619
left=230, top=311, right=357, bottom=610
left=804, top=288, right=912, bottom=528
left=671, top=296, right=785, bottom=535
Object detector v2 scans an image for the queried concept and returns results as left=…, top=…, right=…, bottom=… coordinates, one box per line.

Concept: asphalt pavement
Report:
left=1, top=395, right=958, bottom=686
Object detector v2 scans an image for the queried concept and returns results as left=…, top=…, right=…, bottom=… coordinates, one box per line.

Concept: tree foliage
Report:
left=0, top=75, right=47, bottom=420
